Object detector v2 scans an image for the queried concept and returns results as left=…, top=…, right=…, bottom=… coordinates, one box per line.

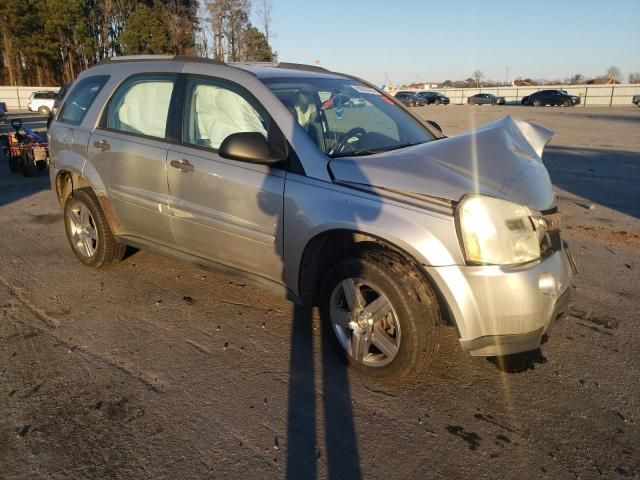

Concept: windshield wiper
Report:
left=330, top=142, right=425, bottom=158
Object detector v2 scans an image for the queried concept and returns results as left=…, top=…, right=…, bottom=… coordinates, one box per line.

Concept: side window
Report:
left=106, top=75, right=175, bottom=139
left=183, top=77, right=269, bottom=150
left=58, top=75, right=109, bottom=125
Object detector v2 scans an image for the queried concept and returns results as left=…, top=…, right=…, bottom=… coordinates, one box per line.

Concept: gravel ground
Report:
left=0, top=106, right=639, bottom=479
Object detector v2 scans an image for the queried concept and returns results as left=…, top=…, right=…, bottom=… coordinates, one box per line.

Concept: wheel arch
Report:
left=55, top=169, right=121, bottom=234
left=297, top=228, right=456, bottom=329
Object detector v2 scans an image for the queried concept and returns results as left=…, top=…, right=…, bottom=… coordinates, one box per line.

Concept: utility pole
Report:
left=505, top=65, right=509, bottom=86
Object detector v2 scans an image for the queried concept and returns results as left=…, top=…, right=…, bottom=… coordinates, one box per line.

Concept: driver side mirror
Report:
left=218, top=132, right=283, bottom=165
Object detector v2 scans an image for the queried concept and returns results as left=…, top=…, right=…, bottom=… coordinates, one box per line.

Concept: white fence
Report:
left=3, top=83, right=640, bottom=110
left=390, top=84, right=640, bottom=107
left=0, top=86, right=60, bottom=110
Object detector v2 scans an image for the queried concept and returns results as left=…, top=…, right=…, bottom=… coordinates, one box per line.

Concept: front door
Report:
left=167, top=76, right=285, bottom=282
left=88, top=74, right=177, bottom=245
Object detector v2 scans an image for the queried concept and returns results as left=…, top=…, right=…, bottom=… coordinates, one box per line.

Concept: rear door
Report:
left=166, top=75, right=285, bottom=282
left=50, top=75, right=110, bottom=175
left=87, top=74, right=176, bottom=245
left=553, top=91, right=563, bottom=105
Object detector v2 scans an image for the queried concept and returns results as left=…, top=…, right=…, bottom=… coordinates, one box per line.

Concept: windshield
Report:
left=263, top=77, right=436, bottom=158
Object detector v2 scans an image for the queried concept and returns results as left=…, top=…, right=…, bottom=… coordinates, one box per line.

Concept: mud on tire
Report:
left=63, top=188, right=126, bottom=268
left=319, top=248, right=440, bottom=379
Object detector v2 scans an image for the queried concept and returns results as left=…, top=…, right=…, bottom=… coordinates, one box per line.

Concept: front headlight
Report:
left=457, top=194, right=542, bottom=266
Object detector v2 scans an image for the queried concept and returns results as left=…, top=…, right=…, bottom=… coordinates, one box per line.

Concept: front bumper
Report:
left=425, top=243, right=575, bottom=356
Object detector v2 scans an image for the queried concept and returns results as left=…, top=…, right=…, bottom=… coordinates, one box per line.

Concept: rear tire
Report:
left=20, top=150, right=38, bottom=177
left=532, top=99, right=542, bottom=107
left=319, top=248, right=440, bottom=379
left=63, top=188, right=126, bottom=268
left=9, top=154, right=20, bottom=174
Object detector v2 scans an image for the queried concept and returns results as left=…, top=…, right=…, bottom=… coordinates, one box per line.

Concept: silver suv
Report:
left=49, top=56, right=575, bottom=377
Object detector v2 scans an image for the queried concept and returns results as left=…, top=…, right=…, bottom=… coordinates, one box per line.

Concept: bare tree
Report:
left=472, top=70, right=484, bottom=88
left=629, top=72, right=640, bottom=84
left=225, top=0, right=251, bottom=61
left=164, top=1, right=196, bottom=55
left=606, top=66, right=622, bottom=82
left=568, top=73, right=584, bottom=84
left=207, top=0, right=227, bottom=60
left=255, top=0, right=273, bottom=46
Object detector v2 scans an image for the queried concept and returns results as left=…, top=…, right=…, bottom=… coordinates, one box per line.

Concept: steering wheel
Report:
left=330, top=127, right=366, bottom=155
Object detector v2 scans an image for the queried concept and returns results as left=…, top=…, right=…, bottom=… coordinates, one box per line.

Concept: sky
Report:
left=255, top=0, right=640, bottom=86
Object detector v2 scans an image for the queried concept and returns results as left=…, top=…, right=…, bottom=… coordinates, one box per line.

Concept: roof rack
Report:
left=96, top=56, right=326, bottom=73
left=276, top=62, right=330, bottom=73
left=228, top=61, right=330, bottom=73
left=97, top=55, right=224, bottom=66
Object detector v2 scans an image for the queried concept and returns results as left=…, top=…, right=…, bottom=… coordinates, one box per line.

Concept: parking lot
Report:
left=1, top=106, right=639, bottom=479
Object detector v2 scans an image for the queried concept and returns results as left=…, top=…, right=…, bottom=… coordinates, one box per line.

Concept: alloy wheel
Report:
left=329, top=278, right=401, bottom=367
left=67, top=201, right=98, bottom=258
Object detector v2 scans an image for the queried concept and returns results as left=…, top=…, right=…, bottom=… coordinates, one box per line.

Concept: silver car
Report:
left=48, top=56, right=575, bottom=378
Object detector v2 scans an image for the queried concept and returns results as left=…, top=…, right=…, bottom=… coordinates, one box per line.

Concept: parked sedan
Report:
left=467, top=93, right=506, bottom=105
left=525, top=90, right=580, bottom=107
left=417, top=91, right=450, bottom=105
left=394, top=92, right=426, bottom=107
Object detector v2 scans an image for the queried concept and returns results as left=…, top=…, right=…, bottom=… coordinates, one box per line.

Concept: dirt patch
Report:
left=564, top=225, right=640, bottom=248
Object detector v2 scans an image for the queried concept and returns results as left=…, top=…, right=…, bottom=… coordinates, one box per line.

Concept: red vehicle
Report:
left=4, top=119, right=49, bottom=176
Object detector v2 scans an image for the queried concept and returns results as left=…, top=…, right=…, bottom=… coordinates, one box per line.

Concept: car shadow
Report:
left=486, top=348, right=548, bottom=373
left=543, top=146, right=640, bottom=219
left=559, top=113, right=640, bottom=124
left=0, top=151, right=50, bottom=207
left=286, top=306, right=363, bottom=479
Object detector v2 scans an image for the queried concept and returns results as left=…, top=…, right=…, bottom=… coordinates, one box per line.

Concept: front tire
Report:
left=64, top=189, right=126, bottom=268
left=320, top=249, right=440, bottom=379
left=38, top=106, right=50, bottom=116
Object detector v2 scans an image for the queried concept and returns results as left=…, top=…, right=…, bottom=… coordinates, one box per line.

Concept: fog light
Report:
left=538, top=272, right=556, bottom=295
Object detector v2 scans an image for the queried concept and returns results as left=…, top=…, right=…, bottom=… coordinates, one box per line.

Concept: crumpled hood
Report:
left=329, top=116, right=555, bottom=211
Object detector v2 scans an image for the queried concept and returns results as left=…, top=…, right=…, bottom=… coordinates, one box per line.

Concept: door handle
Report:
left=170, top=159, right=194, bottom=172
left=93, top=139, right=110, bottom=151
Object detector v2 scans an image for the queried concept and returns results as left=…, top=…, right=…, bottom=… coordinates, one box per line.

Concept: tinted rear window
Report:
left=58, top=76, right=109, bottom=126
